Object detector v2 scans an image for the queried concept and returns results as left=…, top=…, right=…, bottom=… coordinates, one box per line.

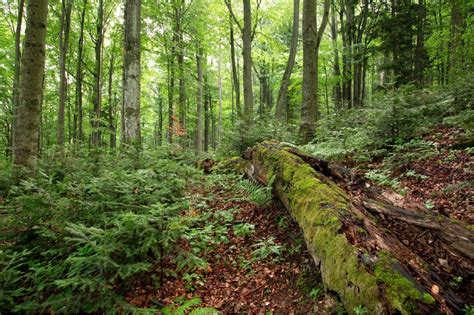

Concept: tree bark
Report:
left=242, top=0, right=254, bottom=124
left=10, top=0, right=25, bottom=157
left=195, top=47, right=203, bottom=153
left=74, top=0, right=86, bottom=143
left=13, top=0, right=49, bottom=169
left=57, top=0, right=72, bottom=146
left=241, top=141, right=474, bottom=314
left=91, top=0, right=104, bottom=147
left=299, top=0, right=330, bottom=144
left=229, top=12, right=241, bottom=118
left=122, top=0, right=141, bottom=145
left=204, top=75, right=210, bottom=153
left=108, top=51, right=116, bottom=148
left=275, top=0, right=299, bottom=122
left=330, top=0, right=342, bottom=110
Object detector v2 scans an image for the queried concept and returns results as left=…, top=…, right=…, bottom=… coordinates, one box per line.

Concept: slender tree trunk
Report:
left=167, top=54, right=175, bottom=144
left=13, top=0, right=49, bottom=169
left=74, top=0, right=86, bottom=143
left=242, top=0, right=254, bottom=123
left=57, top=0, right=72, bottom=146
left=330, top=1, right=342, bottom=109
left=158, top=94, right=163, bottom=146
left=448, top=0, right=464, bottom=81
left=204, top=76, right=209, bottom=152
left=108, top=52, right=116, bottom=148
left=217, top=55, right=223, bottom=148
left=91, top=0, right=103, bottom=147
left=195, top=48, right=203, bottom=153
left=414, top=0, right=427, bottom=85
left=276, top=0, right=299, bottom=122
left=122, top=0, right=141, bottom=145
left=10, top=0, right=25, bottom=157
left=229, top=13, right=241, bottom=117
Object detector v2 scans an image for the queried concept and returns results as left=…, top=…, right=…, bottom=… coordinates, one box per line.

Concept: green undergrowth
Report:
left=0, top=147, right=220, bottom=313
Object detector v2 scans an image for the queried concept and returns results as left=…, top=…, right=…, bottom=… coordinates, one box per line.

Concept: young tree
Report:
left=91, top=0, right=104, bottom=146
left=242, top=0, right=254, bottom=123
left=13, top=0, right=49, bottom=168
left=122, top=0, right=142, bottom=145
left=195, top=47, right=204, bottom=153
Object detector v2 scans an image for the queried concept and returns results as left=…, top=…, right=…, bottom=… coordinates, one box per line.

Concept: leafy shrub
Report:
left=236, top=177, right=273, bottom=205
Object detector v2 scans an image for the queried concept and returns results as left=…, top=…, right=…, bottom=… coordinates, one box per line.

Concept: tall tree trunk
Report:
left=13, top=0, right=49, bottom=169
left=300, top=0, right=329, bottom=143
left=204, top=76, right=209, bottom=152
left=275, top=0, right=299, bottom=122
left=91, top=0, right=103, bottom=147
left=167, top=54, right=175, bottom=144
left=157, top=93, right=163, bottom=146
left=108, top=52, right=116, bottom=148
left=448, top=0, right=464, bottom=81
left=217, top=55, right=223, bottom=148
left=229, top=12, right=241, bottom=117
left=74, top=0, right=86, bottom=143
left=330, top=0, right=342, bottom=109
left=414, top=0, right=427, bottom=85
left=10, top=0, right=25, bottom=157
left=195, top=48, right=203, bottom=153
left=242, top=0, right=254, bottom=123
left=57, top=0, right=72, bottom=146
left=122, top=0, right=141, bottom=145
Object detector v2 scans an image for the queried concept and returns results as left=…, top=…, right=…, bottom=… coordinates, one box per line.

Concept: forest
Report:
left=0, top=0, right=473, bottom=313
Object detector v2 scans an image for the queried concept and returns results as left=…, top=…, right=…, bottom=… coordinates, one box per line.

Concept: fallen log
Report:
left=240, top=141, right=473, bottom=314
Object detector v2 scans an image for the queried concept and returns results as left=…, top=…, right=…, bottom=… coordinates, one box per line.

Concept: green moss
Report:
left=422, top=293, right=436, bottom=305
left=374, top=252, right=422, bottom=314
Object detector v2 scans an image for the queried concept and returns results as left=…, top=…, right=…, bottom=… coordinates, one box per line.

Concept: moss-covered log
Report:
left=241, top=141, right=473, bottom=314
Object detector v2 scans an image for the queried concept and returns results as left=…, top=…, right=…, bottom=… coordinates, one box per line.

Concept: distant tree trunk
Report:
left=275, top=0, right=299, bottom=122
left=91, top=0, right=104, bottom=147
left=414, top=0, right=427, bottom=85
left=300, top=0, right=330, bottom=143
left=204, top=76, right=210, bottom=152
left=157, top=93, right=163, bottom=146
left=167, top=54, right=175, bottom=144
left=74, top=0, right=86, bottom=143
left=229, top=13, right=241, bottom=118
left=242, top=0, right=254, bottom=123
left=195, top=48, right=203, bottom=153
left=217, top=55, right=223, bottom=148
left=330, top=1, right=342, bottom=109
left=10, top=0, right=25, bottom=157
left=448, top=0, right=464, bottom=81
left=108, top=52, right=116, bottom=148
left=57, top=0, right=72, bottom=146
left=13, top=0, right=49, bottom=169
left=122, top=0, right=141, bottom=145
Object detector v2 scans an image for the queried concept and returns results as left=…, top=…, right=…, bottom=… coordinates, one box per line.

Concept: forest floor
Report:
left=125, top=174, right=341, bottom=314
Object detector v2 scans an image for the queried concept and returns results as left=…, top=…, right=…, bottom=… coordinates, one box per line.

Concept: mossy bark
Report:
left=241, top=141, right=473, bottom=314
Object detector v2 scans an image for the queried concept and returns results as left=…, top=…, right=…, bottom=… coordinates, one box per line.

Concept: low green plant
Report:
left=309, top=287, right=321, bottom=300
left=353, top=305, right=368, bottom=315
left=236, top=178, right=273, bottom=205
left=462, top=305, right=474, bottom=315
left=251, top=237, right=283, bottom=262
left=233, top=223, right=255, bottom=237
left=161, top=297, right=218, bottom=315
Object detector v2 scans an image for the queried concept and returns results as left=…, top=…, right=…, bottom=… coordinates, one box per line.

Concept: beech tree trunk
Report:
left=300, top=0, right=330, bottom=144
left=74, top=0, right=86, bottom=143
left=229, top=12, right=241, bottom=118
left=10, top=0, right=25, bottom=157
left=122, top=0, right=141, bottom=145
left=91, top=0, right=104, bottom=147
left=195, top=48, right=203, bottom=153
left=108, top=51, right=116, bottom=148
left=57, top=0, right=72, bottom=146
left=242, top=0, right=254, bottom=124
left=330, top=0, right=342, bottom=110
left=275, top=0, right=299, bottom=122
left=13, top=0, right=49, bottom=169
left=240, top=141, right=473, bottom=314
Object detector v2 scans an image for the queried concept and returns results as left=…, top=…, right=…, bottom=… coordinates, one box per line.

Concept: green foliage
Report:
left=309, top=287, right=322, bottom=300
left=462, top=305, right=474, bottom=315
left=161, top=297, right=218, bottom=315
left=236, top=177, right=273, bottom=205
left=0, top=148, right=204, bottom=313
left=251, top=237, right=283, bottom=262
left=352, top=305, right=368, bottom=315
left=233, top=223, right=256, bottom=237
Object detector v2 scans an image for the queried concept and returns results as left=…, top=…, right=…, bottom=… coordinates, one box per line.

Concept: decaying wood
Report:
left=240, top=141, right=473, bottom=314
